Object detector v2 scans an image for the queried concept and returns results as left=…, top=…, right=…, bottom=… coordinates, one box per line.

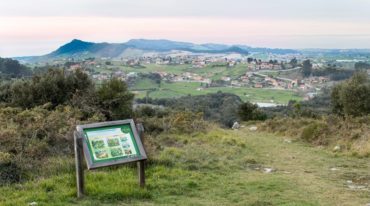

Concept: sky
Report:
left=1, top=0, right=370, bottom=57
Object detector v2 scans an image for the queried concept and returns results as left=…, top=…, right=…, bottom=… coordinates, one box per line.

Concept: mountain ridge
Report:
left=15, top=39, right=300, bottom=63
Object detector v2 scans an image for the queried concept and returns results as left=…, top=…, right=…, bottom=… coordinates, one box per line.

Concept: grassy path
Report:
left=1, top=127, right=369, bottom=205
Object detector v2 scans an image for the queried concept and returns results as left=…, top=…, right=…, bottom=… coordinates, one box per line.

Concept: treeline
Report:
left=355, top=62, right=370, bottom=70
left=312, top=67, right=355, bottom=81
left=264, top=71, right=370, bottom=118
left=136, top=92, right=266, bottom=127
left=299, top=59, right=355, bottom=80
left=263, top=87, right=332, bottom=118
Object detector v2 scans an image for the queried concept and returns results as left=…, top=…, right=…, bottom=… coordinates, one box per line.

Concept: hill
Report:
left=15, top=39, right=300, bottom=63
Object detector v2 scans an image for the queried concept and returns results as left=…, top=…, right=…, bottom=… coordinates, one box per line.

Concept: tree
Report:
left=289, top=57, right=298, bottom=67
left=238, top=102, right=267, bottom=121
left=331, top=71, right=370, bottom=116
left=7, top=69, right=93, bottom=108
left=96, top=78, right=134, bottom=120
left=302, top=59, right=312, bottom=77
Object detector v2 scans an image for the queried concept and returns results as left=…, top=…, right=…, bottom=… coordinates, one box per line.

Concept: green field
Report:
left=105, top=62, right=250, bottom=80
left=131, top=79, right=301, bottom=104
left=107, top=63, right=189, bottom=75
left=97, top=63, right=303, bottom=104
left=1, top=126, right=369, bottom=205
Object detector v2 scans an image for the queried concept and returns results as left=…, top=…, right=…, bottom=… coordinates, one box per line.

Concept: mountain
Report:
left=15, top=39, right=300, bottom=63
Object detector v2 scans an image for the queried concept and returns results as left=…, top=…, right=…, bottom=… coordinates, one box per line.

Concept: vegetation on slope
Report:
left=1, top=67, right=370, bottom=205
left=1, top=124, right=370, bottom=205
left=0, top=69, right=134, bottom=185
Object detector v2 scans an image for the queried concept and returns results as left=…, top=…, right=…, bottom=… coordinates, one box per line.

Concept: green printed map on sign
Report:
left=83, top=124, right=141, bottom=163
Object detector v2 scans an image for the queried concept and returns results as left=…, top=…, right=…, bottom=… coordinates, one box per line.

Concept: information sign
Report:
left=76, top=119, right=147, bottom=169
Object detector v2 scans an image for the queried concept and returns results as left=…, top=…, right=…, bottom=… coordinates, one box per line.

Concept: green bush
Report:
left=96, top=78, right=134, bottom=120
left=238, top=102, right=267, bottom=121
left=301, top=123, right=321, bottom=142
left=331, top=71, right=370, bottom=117
left=8, top=69, right=92, bottom=109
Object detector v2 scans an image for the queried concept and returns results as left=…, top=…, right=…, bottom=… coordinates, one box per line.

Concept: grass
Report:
left=110, top=63, right=249, bottom=79
left=1, top=125, right=370, bottom=205
left=182, top=63, right=250, bottom=80
left=107, top=63, right=190, bottom=75
left=132, top=80, right=301, bottom=104
left=108, top=62, right=251, bottom=80
left=99, top=63, right=302, bottom=104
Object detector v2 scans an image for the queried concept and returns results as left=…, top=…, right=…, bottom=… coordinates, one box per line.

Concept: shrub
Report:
left=96, top=78, right=134, bottom=120
left=331, top=71, right=370, bottom=117
left=1, top=69, right=93, bottom=109
left=136, top=92, right=243, bottom=127
left=238, top=102, right=267, bottom=121
left=300, top=123, right=321, bottom=142
left=0, top=105, right=104, bottom=184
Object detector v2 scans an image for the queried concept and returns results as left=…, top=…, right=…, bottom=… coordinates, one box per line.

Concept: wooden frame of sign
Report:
left=74, top=119, right=147, bottom=198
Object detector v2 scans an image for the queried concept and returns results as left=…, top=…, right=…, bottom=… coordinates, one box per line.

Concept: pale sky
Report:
left=1, top=0, right=370, bottom=57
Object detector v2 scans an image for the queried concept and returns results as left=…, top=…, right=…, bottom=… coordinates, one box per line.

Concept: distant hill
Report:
left=15, top=39, right=300, bottom=63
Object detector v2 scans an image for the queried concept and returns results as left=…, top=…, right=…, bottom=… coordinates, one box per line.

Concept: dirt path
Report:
left=231, top=128, right=370, bottom=205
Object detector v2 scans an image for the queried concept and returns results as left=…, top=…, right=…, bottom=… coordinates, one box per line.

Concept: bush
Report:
left=259, top=116, right=370, bottom=155
left=136, top=92, right=243, bottom=127
left=1, top=69, right=93, bottom=109
left=238, top=102, right=267, bottom=121
left=301, top=123, right=323, bottom=142
left=96, top=78, right=134, bottom=120
left=331, top=71, right=370, bottom=117
left=0, top=105, right=106, bottom=184
left=165, top=111, right=207, bottom=134
left=0, top=163, right=21, bottom=185
left=0, top=69, right=136, bottom=184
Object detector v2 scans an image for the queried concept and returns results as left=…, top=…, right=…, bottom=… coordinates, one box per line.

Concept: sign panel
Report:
left=76, top=119, right=147, bottom=169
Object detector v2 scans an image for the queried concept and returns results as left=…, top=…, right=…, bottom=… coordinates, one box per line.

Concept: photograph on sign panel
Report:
left=84, top=125, right=140, bottom=163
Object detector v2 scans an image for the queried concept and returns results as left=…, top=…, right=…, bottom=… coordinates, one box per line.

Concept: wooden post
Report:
left=136, top=123, right=146, bottom=188
left=137, top=160, right=145, bottom=188
left=74, top=131, right=85, bottom=198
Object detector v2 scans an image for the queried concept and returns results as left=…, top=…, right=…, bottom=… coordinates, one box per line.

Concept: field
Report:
left=96, top=62, right=304, bottom=104
left=107, top=63, right=188, bottom=75
left=106, top=62, right=251, bottom=80
left=1, top=125, right=369, bottom=205
left=131, top=79, right=301, bottom=104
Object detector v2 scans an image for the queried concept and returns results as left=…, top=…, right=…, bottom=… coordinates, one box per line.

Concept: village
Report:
left=63, top=54, right=330, bottom=101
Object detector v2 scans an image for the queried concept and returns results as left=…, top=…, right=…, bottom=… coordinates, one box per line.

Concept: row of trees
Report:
left=299, top=59, right=366, bottom=81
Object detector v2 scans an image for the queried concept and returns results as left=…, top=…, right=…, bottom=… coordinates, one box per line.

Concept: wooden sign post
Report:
left=74, top=119, right=147, bottom=198
left=136, top=123, right=146, bottom=188
left=74, top=131, right=85, bottom=198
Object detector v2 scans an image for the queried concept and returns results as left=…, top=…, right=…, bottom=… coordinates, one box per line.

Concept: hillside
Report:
left=1, top=125, right=369, bottom=205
